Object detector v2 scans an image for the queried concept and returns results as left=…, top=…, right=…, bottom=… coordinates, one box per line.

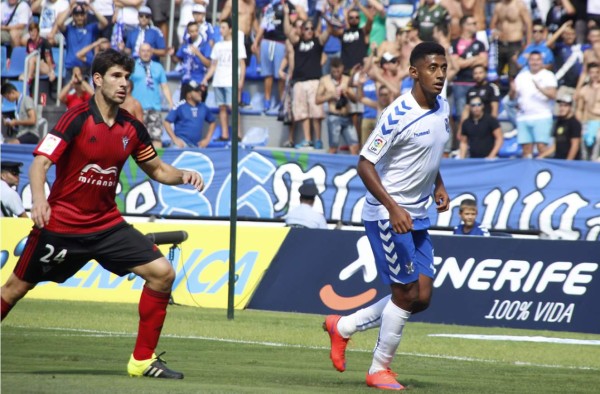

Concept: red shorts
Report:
left=13, top=222, right=164, bottom=284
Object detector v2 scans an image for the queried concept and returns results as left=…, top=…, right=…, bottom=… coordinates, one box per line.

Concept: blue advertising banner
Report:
left=2, top=145, right=600, bottom=240
left=248, top=229, right=600, bottom=334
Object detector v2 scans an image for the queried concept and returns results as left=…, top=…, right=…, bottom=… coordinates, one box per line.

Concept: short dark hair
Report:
left=460, top=15, right=474, bottom=26
left=187, top=21, right=198, bottom=30
left=528, top=50, right=542, bottom=58
left=1, top=83, right=17, bottom=96
left=330, top=57, right=343, bottom=69
left=459, top=199, right=477, bottom=211
left=221, top=18, right=232, bottom=29
left=91, top=48, right=135, bottom=78
left=410, top=42, right=445, bottom=66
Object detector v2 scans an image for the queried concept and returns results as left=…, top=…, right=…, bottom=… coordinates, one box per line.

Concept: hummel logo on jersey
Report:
left=379, top=100, right=412, bottom=135
left=89, top=136, right=97, bottom=143
left=414, top=130, right=430, bottom=137
left=122, top=136, right=129, bottom=150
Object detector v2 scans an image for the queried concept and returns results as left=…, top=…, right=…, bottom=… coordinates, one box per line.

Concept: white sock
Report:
left=337, top=295, right=391, bottom=338
left=369, top=300, right=411, bottom=375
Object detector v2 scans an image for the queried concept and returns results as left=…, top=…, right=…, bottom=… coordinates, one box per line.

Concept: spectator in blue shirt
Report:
left=517, top=22, right=555, bottom=70
left=163, top=81, right=216, bottom=148
left=130, top=43, right=174, bottom=148
left=173, top=21, right=212, bottom=85
left=453, top=199, right=490, bottom=236
left=55, top=2, right=108, bottom=78
left=124, top=6, right=166, bottom=61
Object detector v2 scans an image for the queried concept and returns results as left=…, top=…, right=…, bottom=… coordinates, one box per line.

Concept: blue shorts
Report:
left=214, top=87, right=232, bottom=106
left=517, top=117, right=553, bottom=144
left=327, top=114, right=359, bottom=148
left=364, top=220, right=435, bottom=285
left=260, top=39, right=285, bottom=78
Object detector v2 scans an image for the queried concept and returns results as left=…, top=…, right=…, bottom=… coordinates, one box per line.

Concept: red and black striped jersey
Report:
left=34, top=97, right=157, bottom=234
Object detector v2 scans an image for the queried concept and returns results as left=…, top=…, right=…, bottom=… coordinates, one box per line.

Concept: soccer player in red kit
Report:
left=0, top=49, right=204, bottom=379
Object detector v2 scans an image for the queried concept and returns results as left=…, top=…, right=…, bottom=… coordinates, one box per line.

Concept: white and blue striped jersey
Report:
left=360, top=91, right=450, bottom=221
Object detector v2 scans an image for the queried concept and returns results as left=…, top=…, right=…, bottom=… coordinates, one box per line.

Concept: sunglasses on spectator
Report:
left=349, top=16, right=359, bottom=20
left=303, top=26, right=314, bottom=31
left=470, top=102, right=483, bottom=107
left=533, top=29, right=544, bottom=33
left=558, top=102, right=571, bottom=106
left=139, top=14, right=151, bottom=18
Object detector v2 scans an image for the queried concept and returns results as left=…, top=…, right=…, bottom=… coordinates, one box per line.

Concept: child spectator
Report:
left=202, top=18, right=246, bottom=141
left=453, top=199, right=490, bottom=236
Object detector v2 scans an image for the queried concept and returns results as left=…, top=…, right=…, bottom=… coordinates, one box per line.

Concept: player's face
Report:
left=96, top=65, right=130, bottom=105
left=460, top=208, right=477, bottom=227
left=412, top=54, right=447, bottom=95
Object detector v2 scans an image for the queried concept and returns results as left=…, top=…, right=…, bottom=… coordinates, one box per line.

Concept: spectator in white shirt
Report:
left=1, top=0, right=32, bottom=48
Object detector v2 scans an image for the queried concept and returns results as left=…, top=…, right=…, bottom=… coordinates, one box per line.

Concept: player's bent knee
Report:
left=1, top=274, right=35, bottom=304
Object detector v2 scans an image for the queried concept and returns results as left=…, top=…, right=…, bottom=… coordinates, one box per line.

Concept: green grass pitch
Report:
left=2, top=299, right=599, bottom=393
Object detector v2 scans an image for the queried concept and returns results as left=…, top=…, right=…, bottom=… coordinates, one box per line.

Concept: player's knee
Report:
left=1, top=275, right=34, bottom=305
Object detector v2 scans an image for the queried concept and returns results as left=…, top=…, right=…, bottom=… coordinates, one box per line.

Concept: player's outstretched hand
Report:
left=31, top=200, right=51, bottom=228
left=182, top=170, right=204, bottom=192
left=389, top=205, right=413, bottom=234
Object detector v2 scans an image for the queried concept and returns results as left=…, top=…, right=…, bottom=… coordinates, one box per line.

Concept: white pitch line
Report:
left=429, top=334, right=600, bottom=346
left=8, top=325, right=598, bottom=371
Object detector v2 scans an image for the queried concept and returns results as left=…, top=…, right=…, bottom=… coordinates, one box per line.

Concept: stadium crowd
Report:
left=1, top=0, right=600, bottom=160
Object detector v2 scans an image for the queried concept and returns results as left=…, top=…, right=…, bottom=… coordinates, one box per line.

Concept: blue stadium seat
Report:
left=240, top=91, right=264, bottom=115
left=205, top=89, right=219, bottom=113
left=498, top=129, right=523, bottom=158
left=206, top=125, right=231, bottom=148
left=241, top=126, right=269, bottom=147
left=245, top=55, right=263, bottom=81
left=1, top=80, right=25, bottom=113
left=3, top=46, right=27, bottom=79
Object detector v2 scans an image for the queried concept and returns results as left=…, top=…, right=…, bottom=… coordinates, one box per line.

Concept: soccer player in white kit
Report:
left=323, top=42, right=451, bottom=391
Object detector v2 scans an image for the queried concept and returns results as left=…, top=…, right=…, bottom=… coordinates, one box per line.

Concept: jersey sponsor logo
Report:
left=78, top=164, right=118, bottom=187
left=37, top=134, right=61, bottom=155
left=368, top=134, right=386, bottom=154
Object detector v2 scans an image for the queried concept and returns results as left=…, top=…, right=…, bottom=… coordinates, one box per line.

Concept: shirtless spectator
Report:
left=576, top=62, right=600, bottom=161
left=490, top=0, right=532, bottom=79
left=460, top=0, right=486, bottom=42
left=440, top=0, right=463, bottom=40
left=575, top=27, right=600, bottom=96
left=369, top=52, right=405, bottom=99
left=221, top=0, right=255, bottom=57
left=121, top=80, right=144, bottom=122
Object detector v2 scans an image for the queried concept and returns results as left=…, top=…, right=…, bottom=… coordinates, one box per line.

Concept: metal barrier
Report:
left=55, top=35, right=64, bottom=107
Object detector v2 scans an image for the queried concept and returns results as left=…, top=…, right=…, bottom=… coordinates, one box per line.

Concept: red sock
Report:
left=1, top=297, right=14, bottom=321
left=133, top=286, right=170, bottom=360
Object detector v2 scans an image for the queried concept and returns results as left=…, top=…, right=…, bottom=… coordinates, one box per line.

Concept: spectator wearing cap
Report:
left=1, top=83, right=38, bottom=145
left=173, top=21, right=212, bottom=85
left=0, top=161, right=28, bottom=218
left=163, top=81, right=216, bottom=148
left=576, top=62, right=600, bottom=161
left=0, top=0, right=32, bottom=48
left=189, top=4, right=217, bottom=47
left=285, top=180, right=328, bottom=229
left=459, top=96, right=504, bottom=159
left=413, top=0, right=450, bottom=42
left=124, top=6, right=166, bottom=60
left=130, top=42, right=174, bottom=148
left=510, top=51, right=557, bottom=158
left=538, top=94, right=581, bottom=160
left=55, top=1, right=108, bottom=79
left=370, top=52, right=404, bottom=99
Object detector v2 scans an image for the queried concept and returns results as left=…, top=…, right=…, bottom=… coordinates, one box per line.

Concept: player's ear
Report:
left=92, top=72, right=103, bottom=88
left=409, top=65, right=418, bottom=79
